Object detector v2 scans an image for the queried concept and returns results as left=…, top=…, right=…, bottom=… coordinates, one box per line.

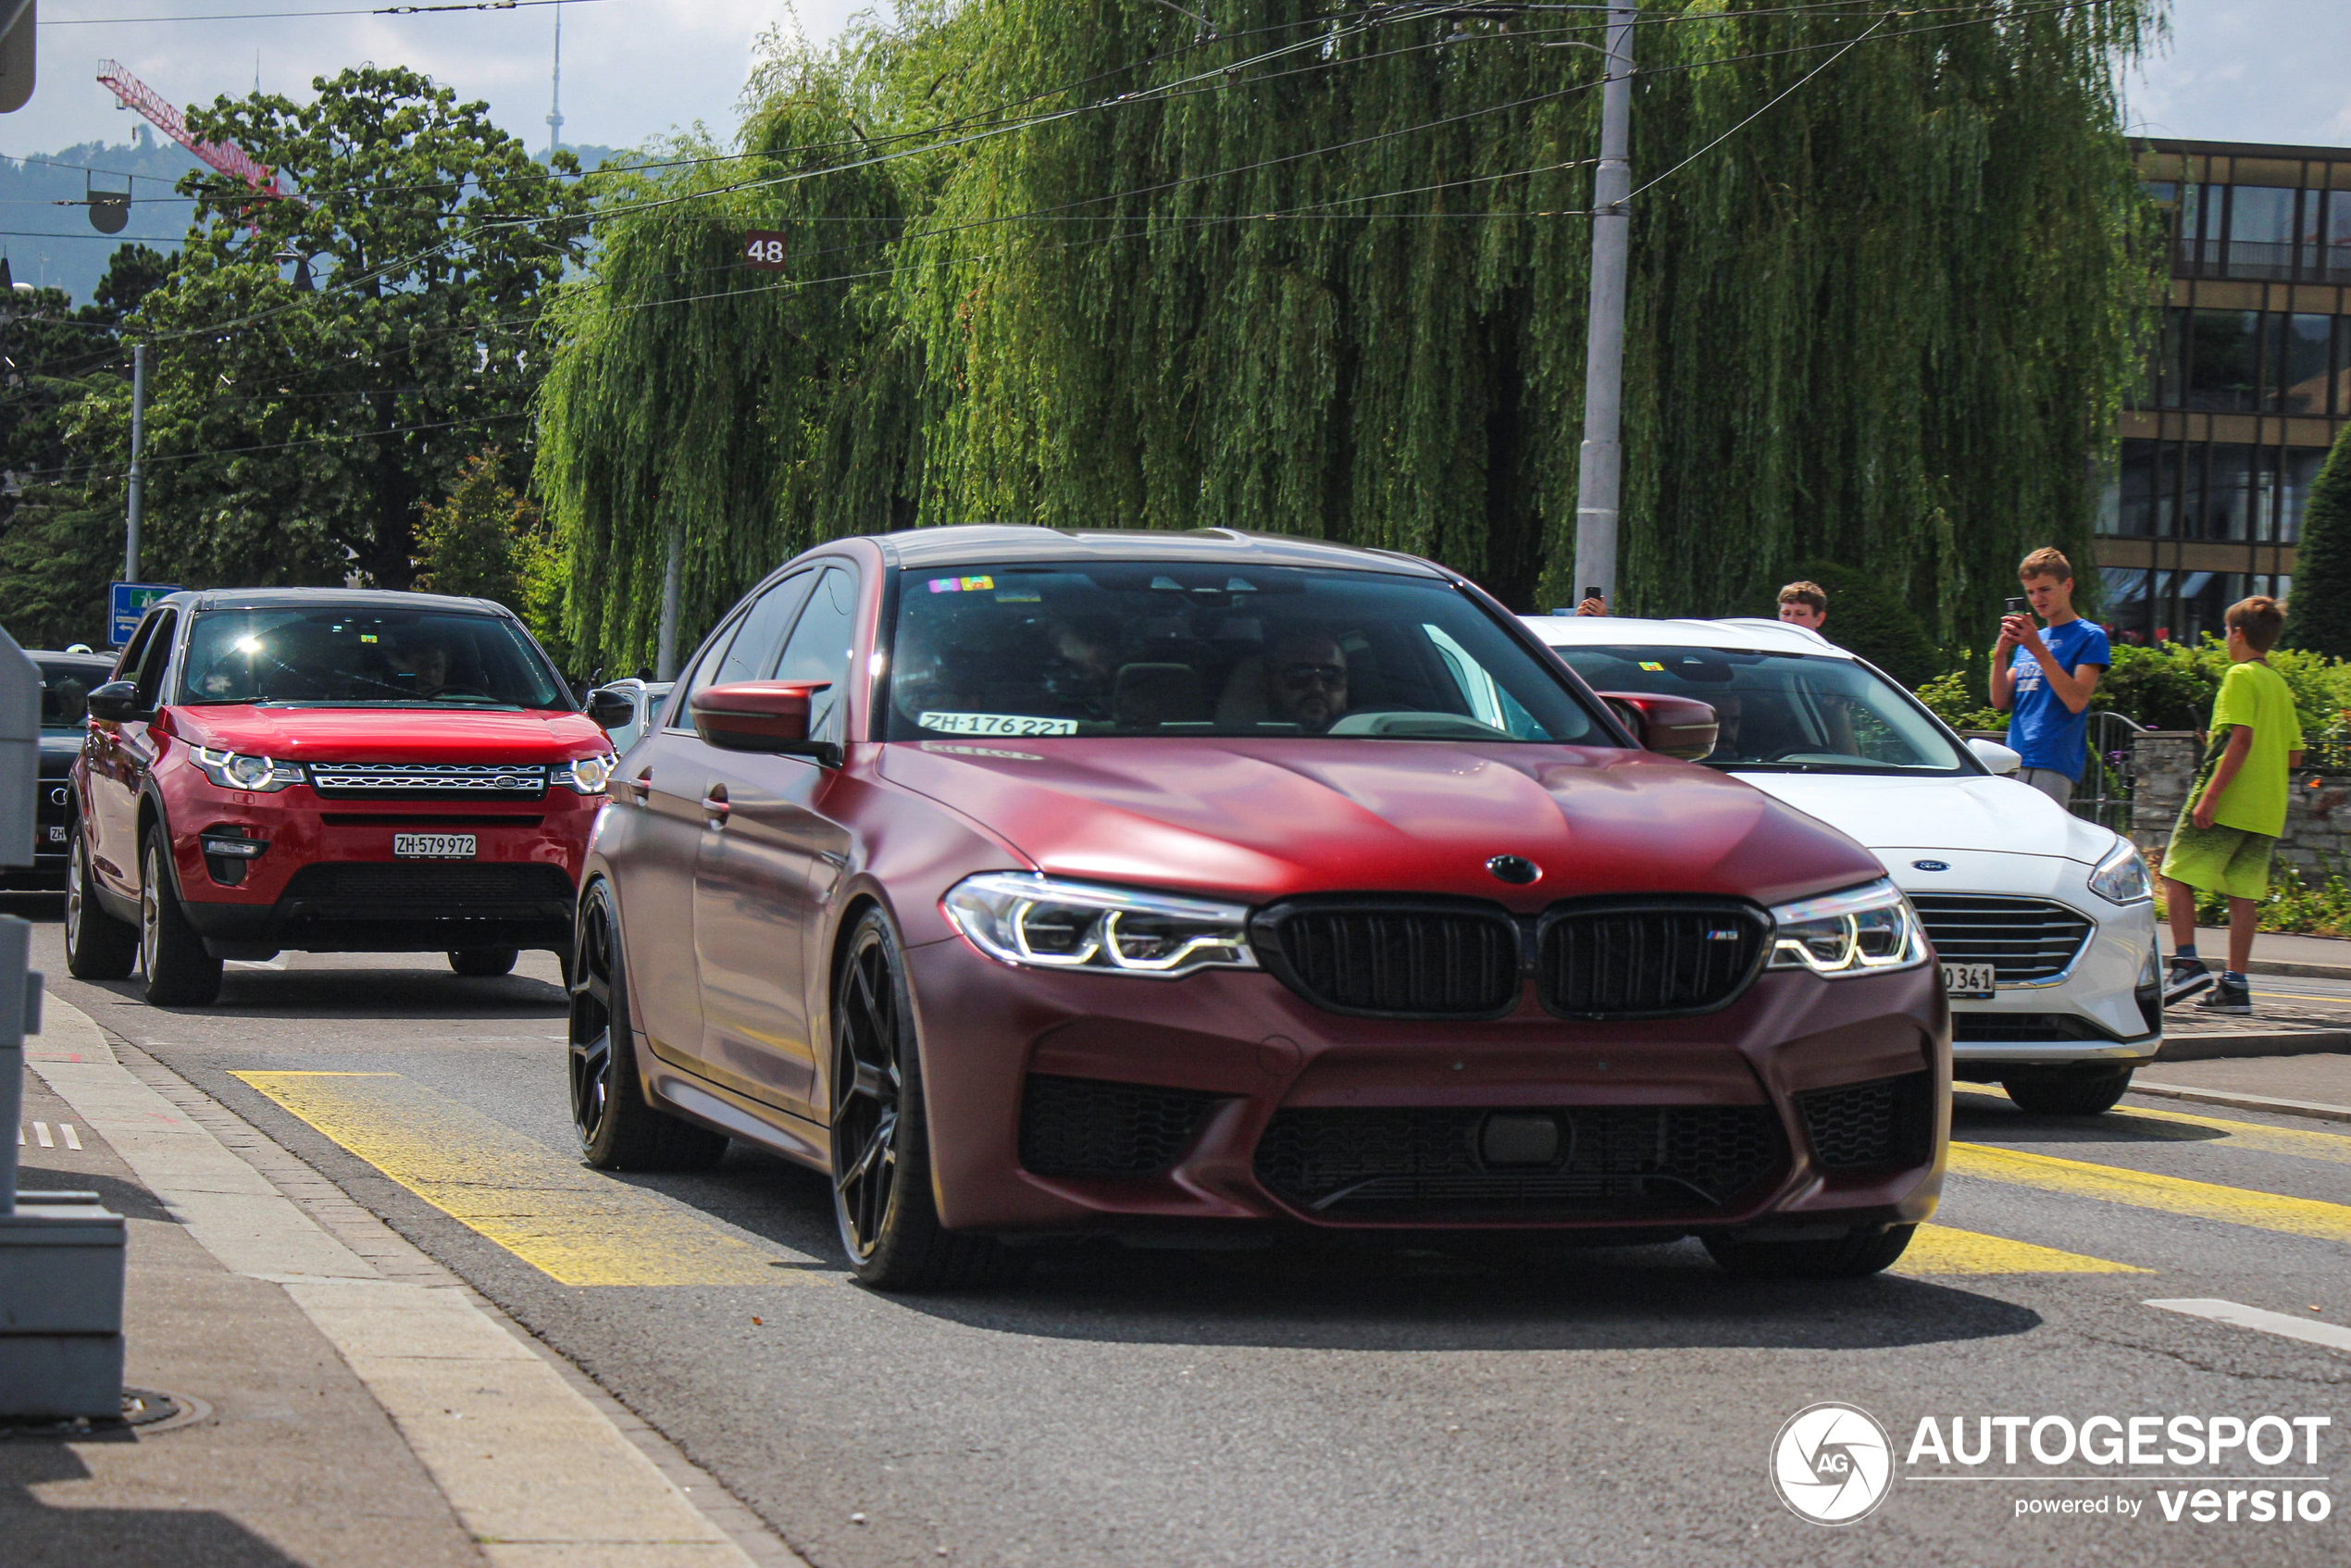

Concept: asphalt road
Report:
left=13, top=893, right=2349, bottom=1568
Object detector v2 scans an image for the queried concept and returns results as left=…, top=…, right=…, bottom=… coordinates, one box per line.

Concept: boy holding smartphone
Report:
left=1990, top=547, right=2110, bottom=805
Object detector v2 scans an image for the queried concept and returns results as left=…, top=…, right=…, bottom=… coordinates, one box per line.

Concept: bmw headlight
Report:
left=942, top=873, right=1259, bottom=978
left=1766, top=878, right=1927, bottom=977
left=554, top=752, right=617, bottom=795
left=2087, top=836, right=2153, bottom=905
left=191, top=746, right=306, bottom=793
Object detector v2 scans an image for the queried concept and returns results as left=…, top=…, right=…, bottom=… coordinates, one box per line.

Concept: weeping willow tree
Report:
left=541, top=0, right=2161, bottom=672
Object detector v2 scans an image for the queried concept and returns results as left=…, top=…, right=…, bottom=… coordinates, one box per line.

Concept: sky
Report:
left=2, top=1, right=2349, bottom=181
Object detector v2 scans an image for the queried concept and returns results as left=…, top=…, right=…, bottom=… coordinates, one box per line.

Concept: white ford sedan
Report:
left=1528, top=614, right=2161, bottom=1115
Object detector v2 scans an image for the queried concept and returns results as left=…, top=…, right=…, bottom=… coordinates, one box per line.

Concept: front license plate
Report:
left=1941, top=962, right=1996, bottom=999
left=393, top=833, right=477, bottom=860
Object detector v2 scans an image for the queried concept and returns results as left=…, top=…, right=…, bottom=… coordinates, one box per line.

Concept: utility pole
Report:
left=1573, top=5, right=1635, bottom=607
left=654, top=524, right=682, bottom=680
left=124, top=342, right=145, bottom=580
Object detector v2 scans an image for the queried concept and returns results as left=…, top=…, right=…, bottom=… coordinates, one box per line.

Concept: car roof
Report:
left=874, top=524, right=1449, bottom=579
left=1522, top=613, right=1860, bottom=661
left=28, top=651, right=116, bottom=666
left=155, top=587, right=515, bottom=616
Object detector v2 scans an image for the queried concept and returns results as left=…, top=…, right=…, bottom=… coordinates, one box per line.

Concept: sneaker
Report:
left=2195, top=974, right=2252, bottom=1014
left=2164, top=956, right=2214, bottom=1006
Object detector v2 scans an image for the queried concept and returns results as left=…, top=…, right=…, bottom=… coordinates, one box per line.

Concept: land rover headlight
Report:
left=1766, top=878, right=1926, bottom=977
left=2087, top=837, right=2153, bottom=905
left=190, top=746, right=306, bottom=793
left=554, top=752, right=617, bottom=795
left=943, top=873, right=1258, bottom=978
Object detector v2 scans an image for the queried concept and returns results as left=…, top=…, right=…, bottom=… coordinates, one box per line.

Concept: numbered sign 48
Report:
left=744, top=230, right=788, bottom=271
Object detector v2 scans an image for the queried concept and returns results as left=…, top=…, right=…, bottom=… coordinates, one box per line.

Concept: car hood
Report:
left=164, top=703, right=610, bottom=763
left=38, top=731, right=81, bottom=771
left=1726, top=770, right=2119, bottom=864
left=880, top=739, right=1884, bottom=909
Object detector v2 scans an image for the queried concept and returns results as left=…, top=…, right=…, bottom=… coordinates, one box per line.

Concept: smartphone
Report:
left=1584, top=585, right=1604, bottom=604
left=2004, top=596, right=2027, bottom=618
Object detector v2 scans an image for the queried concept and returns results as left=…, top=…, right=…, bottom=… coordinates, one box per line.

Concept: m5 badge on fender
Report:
left=1771, top=1402, right=1894, bottom=1525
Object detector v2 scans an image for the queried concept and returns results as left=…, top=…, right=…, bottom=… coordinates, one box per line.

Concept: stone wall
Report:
left=2131, top=729, right=2351, bottom=879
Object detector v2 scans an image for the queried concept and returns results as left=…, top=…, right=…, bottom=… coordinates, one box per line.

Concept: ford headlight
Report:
left=554, top=752, right=617, bottom=795
left=943, top=873, right=1259, bottom=978
left=191, top=746, right=306, bottom=792
left=2087, top=836, right=2153, bottom=905
left=1766, top=878, right=1926, bottom=977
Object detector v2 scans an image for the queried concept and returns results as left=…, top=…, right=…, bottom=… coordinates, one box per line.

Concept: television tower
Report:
left=545, top=0, right=564, bottom=156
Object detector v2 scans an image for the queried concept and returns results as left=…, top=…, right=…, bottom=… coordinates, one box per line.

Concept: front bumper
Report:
left=0, top=774, right=77, bottom=889
left=870, top=934, right=1949, bottom=1236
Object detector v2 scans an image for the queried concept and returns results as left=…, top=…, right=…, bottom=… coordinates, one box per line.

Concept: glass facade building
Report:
left=2097, top=139, right=2351, bottom=644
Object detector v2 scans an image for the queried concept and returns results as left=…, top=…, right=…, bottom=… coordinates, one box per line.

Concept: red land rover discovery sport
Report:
left=64, top=589, right=622, bottom=1005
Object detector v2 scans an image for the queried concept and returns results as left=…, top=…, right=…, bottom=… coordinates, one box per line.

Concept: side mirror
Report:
left=1596, top=691, right=1719, bottom=761
left=691, top=680, right=839, bottom=765
left=85, top=679, right=144, bottom=724
left=1967, top=737, right=2023, bottom=776
left=585, top=687, right=636, bottom=730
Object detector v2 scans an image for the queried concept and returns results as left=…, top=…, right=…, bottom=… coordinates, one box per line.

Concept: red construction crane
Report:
left=95, top=58, right=283, bottom=198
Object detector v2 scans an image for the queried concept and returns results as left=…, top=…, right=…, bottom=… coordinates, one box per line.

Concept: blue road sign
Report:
left=108, top=582, right=180, bottom=647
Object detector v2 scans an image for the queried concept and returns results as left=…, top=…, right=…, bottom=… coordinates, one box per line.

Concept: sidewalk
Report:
left=5, top=997, right=801, bottom=1568
left=2192, top=925, right=2351, bottom=979
left=2132, top=1052, right=2351, bottom=1124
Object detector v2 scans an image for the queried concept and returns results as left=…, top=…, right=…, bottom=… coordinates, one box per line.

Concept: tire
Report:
left=830, top=906, right=1001, bottom=1292
left=63, top=832, right=138, bottom=980
left=2003, top=1065, right=2133, bottom=1117
left=1703, top=1223, right=1916, bottom=1279
left=449, top=947, right=519, bottom=977
left=568, top=880, right=728, bottom=1171
left=139, top=833, right=222, bottom=1006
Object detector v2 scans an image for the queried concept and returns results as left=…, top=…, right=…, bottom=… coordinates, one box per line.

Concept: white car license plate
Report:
left=393, top=833, right=477, bottom=860
left=1942, top=962, right=1996, bottom=999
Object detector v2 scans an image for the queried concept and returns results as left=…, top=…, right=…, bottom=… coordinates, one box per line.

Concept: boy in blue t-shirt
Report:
left=1990, top=546, right=2110, bottom=805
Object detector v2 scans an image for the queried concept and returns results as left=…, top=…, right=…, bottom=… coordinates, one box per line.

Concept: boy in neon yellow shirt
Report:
left=2159, top=596, right=2303, bottom=1014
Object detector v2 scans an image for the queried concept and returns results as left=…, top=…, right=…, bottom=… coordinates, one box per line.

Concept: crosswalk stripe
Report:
left=2146, top=1298, right=2351, bottom=1356
left=233, top=1070, right=822, bottom=1288
left=1895, top=1225, right=2150, bottom=1276
left=1956, top=1083, right=2351, bottom=1165
left=1948, top=1142, right=2351, bottom=1245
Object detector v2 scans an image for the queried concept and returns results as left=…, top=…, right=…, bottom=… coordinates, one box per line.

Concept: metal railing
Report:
left=2071, top=709, right=2148, bottom=835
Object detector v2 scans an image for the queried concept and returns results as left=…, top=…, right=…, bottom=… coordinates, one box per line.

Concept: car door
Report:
left=692, top=563, right=861, bottom=1117
left=618, top=573, right=817, bottom=1077
left=86, top=610, right=175, bottom=894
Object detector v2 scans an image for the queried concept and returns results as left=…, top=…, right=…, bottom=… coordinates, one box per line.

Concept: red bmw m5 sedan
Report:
left=573, top=528, right=1950, bottom=1289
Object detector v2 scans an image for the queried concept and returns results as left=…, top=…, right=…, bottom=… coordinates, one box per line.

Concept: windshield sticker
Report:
left=921, top=743, right=1046, bottom=761
left=992, top=590, right=1041, bottom=603
left=919, top=712, right=1076, bottom=737
left=927, top=575, right=995, bottom=593
left=1638, top=661, right=1665, bottom=670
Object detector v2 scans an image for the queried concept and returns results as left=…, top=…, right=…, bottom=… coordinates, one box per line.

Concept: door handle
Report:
left=619, top=769, right=652, bottom=803
left=702, top=783, right=729, bottom=825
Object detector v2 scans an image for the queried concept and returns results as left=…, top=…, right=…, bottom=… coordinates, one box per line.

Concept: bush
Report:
left=1783, top=560, right=1941, bottom=688
left=2089, top=637, right=2351, bottom=740
left=2155, top=859, right=2351, bottom=938
left=2284, top=423, right=2351, bottom=659
left=1913, top=669, right=2006, bottom=733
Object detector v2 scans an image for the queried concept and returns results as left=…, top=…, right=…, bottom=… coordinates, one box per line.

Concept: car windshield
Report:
left=37, top=662, right=108, bottom=728
left=178, top=608, right=571, bottom=710
left=1550, top=643, right=1971, bottom=776
left=886, top=563, right=1603, bottom=743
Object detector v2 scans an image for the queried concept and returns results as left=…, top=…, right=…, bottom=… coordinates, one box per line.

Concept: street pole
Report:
left=654, top=523, right=682, bottom=680
left=124, top=340, right=144, bottom=580
left=1573, top=5, right=1635, bottom=607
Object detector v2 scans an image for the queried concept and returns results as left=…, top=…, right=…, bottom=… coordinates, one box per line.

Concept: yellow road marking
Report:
left=1948, top=1142, right=2351, bottom=1246
left=1895, top=1225, right=2149, bottom=1276
left=234, top=1070, right=815, bottom=1288
left=1955, top=1083, right=2351, bottom=1164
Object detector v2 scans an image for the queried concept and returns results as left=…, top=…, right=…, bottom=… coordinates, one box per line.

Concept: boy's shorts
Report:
left=2160, top=821, right=2277, bottom=901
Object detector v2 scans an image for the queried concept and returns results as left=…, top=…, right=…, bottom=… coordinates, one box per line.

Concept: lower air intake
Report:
left=1795, top=1072, right=1935, bottom=1169
left=1018, top=1075, right=1216, bottom=1179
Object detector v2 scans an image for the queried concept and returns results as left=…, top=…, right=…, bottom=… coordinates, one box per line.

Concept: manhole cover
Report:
left=0, top=1388, right=208, bottom=1439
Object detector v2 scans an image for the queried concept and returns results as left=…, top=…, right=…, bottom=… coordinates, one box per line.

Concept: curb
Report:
left=2128, top=1079, right=2351, bottom=1126
left=2156, top=1028, right=2351, bottom=1061
left=2245, top=958, right=2351, bottom=981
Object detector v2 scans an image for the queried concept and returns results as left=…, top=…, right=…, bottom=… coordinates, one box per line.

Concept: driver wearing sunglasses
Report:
left=1263, top=629, right=1350, bottom=734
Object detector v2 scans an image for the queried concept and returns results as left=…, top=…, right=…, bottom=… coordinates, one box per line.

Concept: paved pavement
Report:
left=8, top=893, right=2350, bottom=1567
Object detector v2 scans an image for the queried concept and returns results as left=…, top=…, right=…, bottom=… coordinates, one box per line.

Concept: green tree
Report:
left=122, top=67, right=591, bottom=591
left=416, top=448, right=530, bottom=604
left=2284, top=423, right=2351, bottom=660
left=1784, top=560, right=1941, bottom=687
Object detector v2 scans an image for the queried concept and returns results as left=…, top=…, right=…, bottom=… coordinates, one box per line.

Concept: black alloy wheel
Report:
left=139, top=834, right=223, bottom=1006
left=828, top=907, right=1002, bottom=1291
left=63, top=832, right=137, bottom=980
left=567, top=880, right=726, bottom=1171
